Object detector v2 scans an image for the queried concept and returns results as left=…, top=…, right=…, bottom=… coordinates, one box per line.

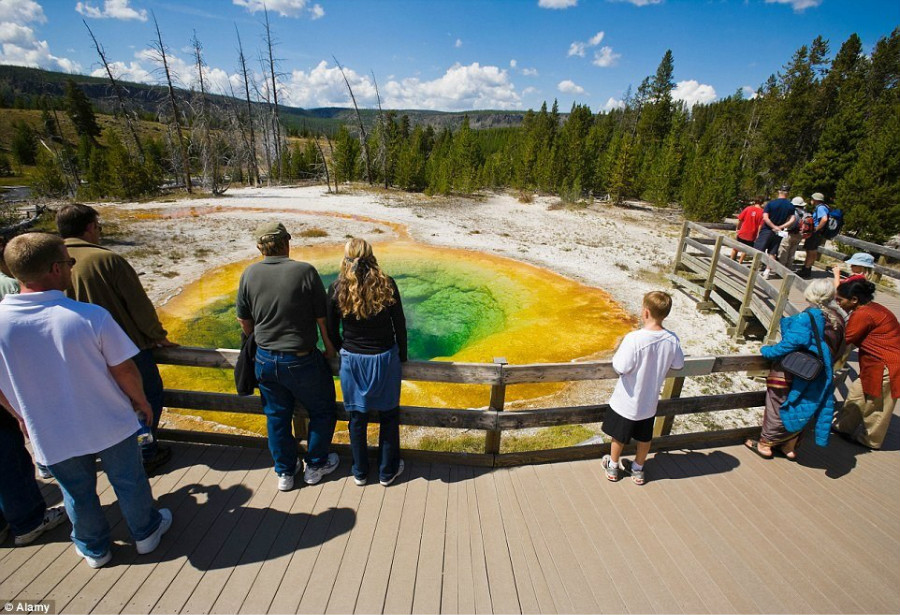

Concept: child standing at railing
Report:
left=602, top=291, right=685, bottom=485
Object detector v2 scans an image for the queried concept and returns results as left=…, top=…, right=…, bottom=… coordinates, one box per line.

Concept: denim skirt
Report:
left=339, top=345, right=402, bottom=412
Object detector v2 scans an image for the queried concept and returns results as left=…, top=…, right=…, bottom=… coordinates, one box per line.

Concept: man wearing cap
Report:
left=797, top=192, right=829, bottom=279
left=777, top=196, right=808, bottom=271
left=236, top=222, right=339, bottom=491
left=57, top=204, right=177, bottom=474
left=754, top=185, right=797, bottom=278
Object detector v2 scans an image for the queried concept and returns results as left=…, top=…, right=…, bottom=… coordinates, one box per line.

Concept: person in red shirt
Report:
left=730, top=198, right=765, bottom=264
left=833, top=279, right=900, bottom=449
left=832, top=252, right=876, bottom=289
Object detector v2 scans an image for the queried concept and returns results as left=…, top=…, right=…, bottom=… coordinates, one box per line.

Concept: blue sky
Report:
left=1, top=0, right=897, bottom=112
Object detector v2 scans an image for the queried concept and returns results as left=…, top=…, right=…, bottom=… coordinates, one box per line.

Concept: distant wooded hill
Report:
left=0, top=65, right=527, bottom=135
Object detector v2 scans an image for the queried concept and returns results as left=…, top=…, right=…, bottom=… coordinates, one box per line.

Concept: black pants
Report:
left=348, top=408, right=400, bottom=482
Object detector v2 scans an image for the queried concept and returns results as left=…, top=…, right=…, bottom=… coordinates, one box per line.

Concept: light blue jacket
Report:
left=760, top=308, right=834, bottom=447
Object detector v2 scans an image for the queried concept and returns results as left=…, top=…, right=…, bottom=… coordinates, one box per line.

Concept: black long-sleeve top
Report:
left=326, top=277, right=408, bottom=362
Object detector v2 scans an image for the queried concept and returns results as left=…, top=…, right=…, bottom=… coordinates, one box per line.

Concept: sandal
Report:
left=744, top=439, right=773, bottom=459
left=601, top=455, right=619, bottom=481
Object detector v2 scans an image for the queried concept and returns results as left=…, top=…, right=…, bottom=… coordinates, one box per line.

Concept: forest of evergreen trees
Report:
left=5, top=28, right=898, bottom=242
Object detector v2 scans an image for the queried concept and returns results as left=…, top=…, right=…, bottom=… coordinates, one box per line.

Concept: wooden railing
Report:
left=153, top=346, right=770, bottom=467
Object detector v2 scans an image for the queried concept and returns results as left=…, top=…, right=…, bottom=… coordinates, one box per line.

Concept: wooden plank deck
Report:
left=3, top=415, right=899, bottom=615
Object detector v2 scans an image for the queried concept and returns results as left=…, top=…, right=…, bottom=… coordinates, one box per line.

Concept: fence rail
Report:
left=154, top=346, right=770, bottom=467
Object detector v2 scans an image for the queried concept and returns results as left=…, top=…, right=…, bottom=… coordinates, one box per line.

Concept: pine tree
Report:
left=65, top=79, right=101, bottom=141
left=11, top=122, right=37, bottom=166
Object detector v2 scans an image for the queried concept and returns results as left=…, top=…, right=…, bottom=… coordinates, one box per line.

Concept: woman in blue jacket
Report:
left=745, top=279, right=844, bottom=460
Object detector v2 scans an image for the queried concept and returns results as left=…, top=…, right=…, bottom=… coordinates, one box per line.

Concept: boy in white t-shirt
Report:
left=602, top=291, right=684, bottom=485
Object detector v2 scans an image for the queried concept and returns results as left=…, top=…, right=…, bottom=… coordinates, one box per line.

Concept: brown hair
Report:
left=57, top=203, right=98, bottom=238
left=5, top=233, right=65, bottom=284
left=643, top=290, right=673, bottom=321
left=335, top=238, right=395, bottom=320
left=257, top=235, right=290, bottom=256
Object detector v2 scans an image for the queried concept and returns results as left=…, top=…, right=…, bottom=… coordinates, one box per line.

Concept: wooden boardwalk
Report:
left=3, top=418, right=899, bottom=615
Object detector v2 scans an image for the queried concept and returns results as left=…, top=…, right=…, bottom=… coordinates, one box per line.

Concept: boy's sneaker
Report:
left=761, top=268, right=771, bottom=280
left=601, top=455, right=619, bottom=482
left=75, top=544, right=112, bottom=569
left=136, top=508, right=172, bottom=555
left=353, top=476, right=368, bottom=486
left=379, top=459, right=405, bottom=486
left=14, top=506, right=68, bottom=546
left=304, top=453, right=340, bottom=485
left=277, top=459, right=303, bottom=491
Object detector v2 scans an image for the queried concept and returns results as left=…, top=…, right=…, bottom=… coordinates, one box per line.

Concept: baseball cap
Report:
left=779, top=184, right=790, bottom=193
left=255, top=221, right=291, bottom=243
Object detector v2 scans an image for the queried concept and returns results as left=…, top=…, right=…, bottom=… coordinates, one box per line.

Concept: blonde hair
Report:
left=5, top=233, right=64, bottom=284
left=643, top=290, right=673, bottom=321
left=335, top=238, right=395, bottom=320
left=804, top=278, right=842, bottom=329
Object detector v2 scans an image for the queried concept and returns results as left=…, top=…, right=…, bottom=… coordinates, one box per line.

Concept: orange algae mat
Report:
left=158, top=240, right=635, bottom=433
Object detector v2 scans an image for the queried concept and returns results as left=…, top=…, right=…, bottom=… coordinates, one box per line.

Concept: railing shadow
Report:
left=645, top=449, right=740, bottom=481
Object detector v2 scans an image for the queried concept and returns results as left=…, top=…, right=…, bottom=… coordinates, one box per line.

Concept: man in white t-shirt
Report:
left=602, top=291, right=685, bottom=485
left=0, top=233, right=172, bottom=568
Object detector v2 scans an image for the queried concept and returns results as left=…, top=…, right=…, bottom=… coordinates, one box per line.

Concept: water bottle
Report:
left=136, top=418, right=154, bottom=447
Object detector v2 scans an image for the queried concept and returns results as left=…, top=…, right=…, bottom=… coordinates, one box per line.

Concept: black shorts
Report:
left=737, top=237, right=755, bottom=248
left=803, top=233, right=824, bottom=251
left=602, top=408, right=654, bottom=444
left=753, top=227, right=782, bottom=255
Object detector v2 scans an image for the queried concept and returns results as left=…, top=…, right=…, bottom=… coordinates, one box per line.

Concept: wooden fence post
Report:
left=484, top=357, right=508, bottom=456
left=765, top=275, right=794, bottom=344
left=697, top=235, right=724, bottom=311
left=732, top=252, right=761, bottom=340
left=672, top=221, right=689, bottom=274
left=653, top=376, right=685, bottom=437
left=293, top=414, right=309, bottom=446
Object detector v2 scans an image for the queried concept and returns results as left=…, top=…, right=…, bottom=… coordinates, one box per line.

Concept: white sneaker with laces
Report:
left=277, top=459, right=303, bottom=491
left=135, top=508, right=172, bottom=555
left=380, top=459, right=405, bottom=486
left=75, top=544, right=112, bottom=569
left=353, top=476, right=367, bottom=486
left=304, top=452, right=340, bottom=485
left=14, top=506, right=68, bottom=546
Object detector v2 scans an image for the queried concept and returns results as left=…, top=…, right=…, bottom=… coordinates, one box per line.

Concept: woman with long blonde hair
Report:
left=326, top=238, right=407, bottom=486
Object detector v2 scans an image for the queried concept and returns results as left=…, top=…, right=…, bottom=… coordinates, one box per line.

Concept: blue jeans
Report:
left=132, top=349, right=164, bottom=461
left=255, top=347, right=337, bottom=473
left=348, top=408, right=400, bottom=482
left=0, top=417, right=46, bottom=536
left=49, top=435, right=161, bottom=558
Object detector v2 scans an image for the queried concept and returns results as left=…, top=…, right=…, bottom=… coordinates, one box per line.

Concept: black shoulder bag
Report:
left=779, top=311, right=825, bottom=381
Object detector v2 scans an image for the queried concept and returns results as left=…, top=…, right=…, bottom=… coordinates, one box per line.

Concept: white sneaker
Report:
left=304, top=452, right=340, bottom=485
left=762, top=268, right=771, bottom=280
left=15, top=506, right=68, bottom=546
left=135, top=508, right=172, bottom=555
left=380, top=459, right=405, bottom=486
left=353, top=476, right=367, bottom=486
left=277, top=459, right=303, bottom=491
left=75, top=544, right=112, bottom=569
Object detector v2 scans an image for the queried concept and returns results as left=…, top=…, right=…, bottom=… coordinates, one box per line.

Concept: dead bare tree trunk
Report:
left=151, top=11, right=192, bottom=193
left=372, top=71, right=389, bottom=188
left=263, top=8, right=282, bottom=176
left=83, top=20, right=144, bottom=162
left=191, top=31, right=225, bottom=195
left=325, top=133, right=338, bottom=194
left=253, top=58, right=273, bottom=185
left=333, top=56, right=372, bottom=185
left=235, top=26, right=259, bottom=187
left=313, top=136, right=331, bottom=193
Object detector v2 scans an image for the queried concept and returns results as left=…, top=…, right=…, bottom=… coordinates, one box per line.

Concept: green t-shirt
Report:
left=0, top=272, right=19, bottom=300
left=236, top=256, right=327, bottom=354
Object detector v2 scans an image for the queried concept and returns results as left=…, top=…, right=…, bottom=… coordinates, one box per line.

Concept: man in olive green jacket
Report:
left=57, top=204, right=176, bottom=473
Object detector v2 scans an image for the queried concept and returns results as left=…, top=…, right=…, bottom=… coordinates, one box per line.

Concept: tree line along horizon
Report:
left=1, top=27, right=898, bottom=243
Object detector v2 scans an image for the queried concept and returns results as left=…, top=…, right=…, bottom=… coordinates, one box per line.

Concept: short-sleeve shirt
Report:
left=737, top=206, right=765, bottom=241
left=0, top=291, right=141, bottom=466
left=812, top=204, right=830, bottom=228
left=608, top=328, right=685, bottom=421
left=763, top=198, right=795, bottom=226
left=236, top=256, right=327, bottom=354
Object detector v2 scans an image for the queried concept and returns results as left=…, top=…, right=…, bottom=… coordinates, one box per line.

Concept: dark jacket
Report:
left=234, top=332, right=258, bottom=396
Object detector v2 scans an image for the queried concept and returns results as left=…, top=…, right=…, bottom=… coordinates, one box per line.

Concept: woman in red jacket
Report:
left=832, top=279, right=900, bottom=449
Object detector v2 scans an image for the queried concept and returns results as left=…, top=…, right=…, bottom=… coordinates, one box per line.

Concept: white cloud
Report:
left=521, top=67, right=539, bottom=76
left=538, top=0, right=577, bottom=8
left=603, top=97, right=626, bottom=111
left=382, top=62, right=521, bottom=111
left=75, top=0, right=148, bottom=21
left=592, top=46, right=620, bottom=67
left=0, top=0, right=80, bottom=72
left=523, top=86, right=538, bottom=95
left=741, top=85, right=759, bottom=99
left=455, top=38, right=462, bottom=48
left=233, top=0, right=322, bottom=18
left=764, top=0, right=822, bottom=12
left=588, top=31, right=605, bottom=46
left=607, top=0, right=663, bottom=5
left=509, top=59, right=517, bottom=68
left=568, top=41, right=586, bottom=57
left=90, top=59, right=152, bottom=84
left=673, top=79, right=717, bottom=106
left=558, top=79, right=585, bottom=95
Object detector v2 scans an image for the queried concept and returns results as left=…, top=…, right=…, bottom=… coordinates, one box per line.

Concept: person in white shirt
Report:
left=0, top=233, right=172, bottom=569
left=602, top=291, right=685, bottom=485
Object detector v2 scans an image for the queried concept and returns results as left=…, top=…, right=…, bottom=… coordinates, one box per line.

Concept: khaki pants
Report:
left=834, top=367, right=895, bottom=449
left=777, top=232, right=803, bottom=268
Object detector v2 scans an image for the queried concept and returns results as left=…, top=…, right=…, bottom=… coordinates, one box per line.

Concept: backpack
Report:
left=799, top=216, right=815, bottom=238
left=823, top=207, right=844, bottom=239
left=788, top=206, right=807, bottom=232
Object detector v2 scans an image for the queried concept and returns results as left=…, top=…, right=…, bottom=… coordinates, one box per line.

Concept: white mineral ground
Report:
left=97, top=185, right=869, bottom=442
